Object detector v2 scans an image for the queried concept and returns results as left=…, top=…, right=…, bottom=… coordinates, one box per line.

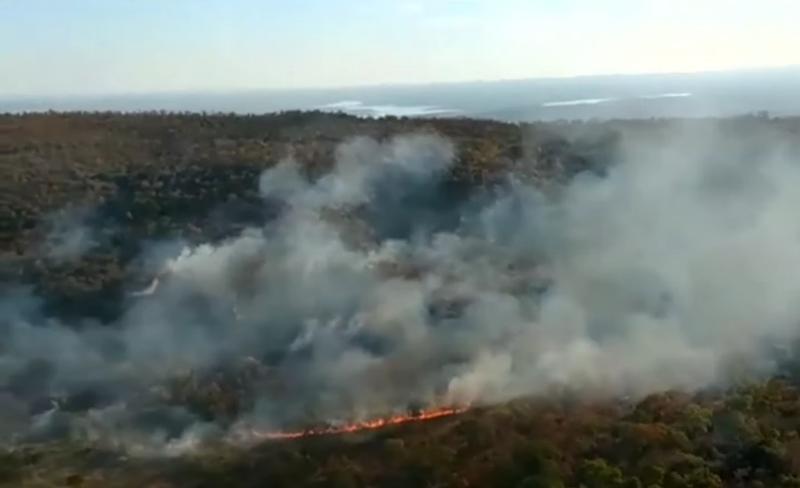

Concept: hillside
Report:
left=3, top=112, right=800, bottom=487
left=0, top=111, right=608, bottom=320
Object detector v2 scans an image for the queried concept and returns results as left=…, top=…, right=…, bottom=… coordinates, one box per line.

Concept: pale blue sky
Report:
left=2, top=0, right=799, bottom=96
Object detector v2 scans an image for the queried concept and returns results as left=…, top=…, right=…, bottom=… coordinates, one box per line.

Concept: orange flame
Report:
left=237, top=406, right=467, bottom=442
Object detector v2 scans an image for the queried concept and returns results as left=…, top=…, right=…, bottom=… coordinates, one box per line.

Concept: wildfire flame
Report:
left=235, top=406, right=468, bottom=442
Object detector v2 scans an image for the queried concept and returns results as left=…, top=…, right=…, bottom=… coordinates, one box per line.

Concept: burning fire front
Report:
left=232, top=406, right=468, bottom=442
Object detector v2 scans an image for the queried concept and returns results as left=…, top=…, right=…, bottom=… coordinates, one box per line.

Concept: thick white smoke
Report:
left=3, top=124, right=800, bottom=451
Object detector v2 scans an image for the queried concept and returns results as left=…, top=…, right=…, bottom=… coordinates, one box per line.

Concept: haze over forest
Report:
left=3, top=66, right=800, bottom=121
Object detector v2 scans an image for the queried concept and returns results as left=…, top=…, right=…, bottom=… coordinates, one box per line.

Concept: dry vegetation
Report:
left=0, top=111, right=601, bottom=321
left=3, top=112, right=800, bottom=487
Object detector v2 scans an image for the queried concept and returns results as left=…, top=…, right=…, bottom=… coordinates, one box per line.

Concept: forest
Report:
left=2, top=111, right=800, bottom=487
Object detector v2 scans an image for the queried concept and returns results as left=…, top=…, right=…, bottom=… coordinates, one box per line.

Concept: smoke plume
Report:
left=38, top=206, right=102, bottom=263
left=3, top=124, right=800, bottom=452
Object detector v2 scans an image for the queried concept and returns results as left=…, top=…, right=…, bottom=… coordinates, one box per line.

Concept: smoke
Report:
left=38, top=206, right=101, bottom=262
left=3, top=125, right=800, bottom=451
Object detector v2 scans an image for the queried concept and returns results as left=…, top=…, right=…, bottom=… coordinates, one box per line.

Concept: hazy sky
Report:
left=2, top=0, right=799, bottom=96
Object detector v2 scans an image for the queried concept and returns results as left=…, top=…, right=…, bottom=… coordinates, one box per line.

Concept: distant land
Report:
left=2, top=66, right=799, bottom=122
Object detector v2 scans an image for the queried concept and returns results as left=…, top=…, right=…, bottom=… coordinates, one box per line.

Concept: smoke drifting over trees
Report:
left=3, top=116, right=800, bottom=458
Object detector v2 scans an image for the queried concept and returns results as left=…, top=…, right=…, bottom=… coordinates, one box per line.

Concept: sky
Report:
left=2, top=0, right=799, bottom=96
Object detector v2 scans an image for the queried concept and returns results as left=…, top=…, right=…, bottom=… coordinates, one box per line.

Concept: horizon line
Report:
left=3, top=64, right=798, bottom=101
